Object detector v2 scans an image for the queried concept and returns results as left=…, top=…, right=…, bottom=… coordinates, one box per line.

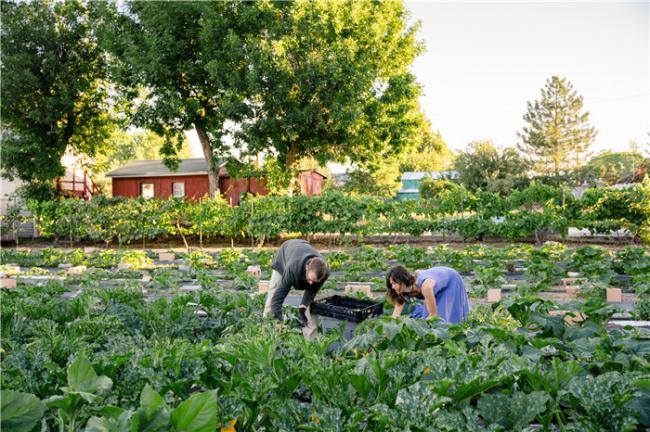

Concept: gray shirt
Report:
left=269, top=239, right=329, bottom=320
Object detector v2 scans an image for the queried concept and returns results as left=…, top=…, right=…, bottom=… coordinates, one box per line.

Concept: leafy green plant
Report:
left=477, top=390, right=549, bottom=430
left=119, top=250, right=152, bottom=270
left=633, top=297, right=650, bottom=320
left=151, top=268, right=185, bottom=290
left=45, top=354, right=113, bottom=432
left=3, top=244, right=650, bottom=432
left=465, top=304, right=518, bottom=331
left=468, top=266, right=506, bottom=297
left=1, top=390, right=46, bottom=432
left=614, top=246, right=650, bottom=275
left=184, top=251, right=217, bottom=270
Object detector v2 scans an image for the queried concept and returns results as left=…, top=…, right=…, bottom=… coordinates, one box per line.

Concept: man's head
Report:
left=305, top=256, right=329, bottom=285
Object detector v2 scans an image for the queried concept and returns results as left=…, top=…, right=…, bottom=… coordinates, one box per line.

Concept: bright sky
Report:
left=407, top=0, right=650, bottom=153
left=189, top=1, right=650, bottom=165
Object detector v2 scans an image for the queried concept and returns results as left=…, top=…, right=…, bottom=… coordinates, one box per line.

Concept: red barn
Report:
left=107, top=159, right=326, bottom=205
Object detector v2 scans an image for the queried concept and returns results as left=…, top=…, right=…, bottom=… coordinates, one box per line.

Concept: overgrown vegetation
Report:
left=21, top=181, right=650, bottom=246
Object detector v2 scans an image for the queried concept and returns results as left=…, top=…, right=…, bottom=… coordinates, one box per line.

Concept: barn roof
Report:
left=401, top=170, right=459, bottom=181
left=106, top=158, right=225, bottom=178
left=300, top=169, right=328, bottom=179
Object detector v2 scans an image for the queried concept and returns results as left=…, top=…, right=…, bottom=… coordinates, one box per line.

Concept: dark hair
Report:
left=385, top=265, right=415, bottom=306
left=306, top=256, right=329, bottom=280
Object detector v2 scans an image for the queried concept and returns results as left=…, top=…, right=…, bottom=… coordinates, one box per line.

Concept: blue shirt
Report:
left=408, top=267, right=470, bottom=324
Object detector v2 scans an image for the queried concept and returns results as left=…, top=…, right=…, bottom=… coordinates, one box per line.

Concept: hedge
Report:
left=24, top=181, right=650, bottom=244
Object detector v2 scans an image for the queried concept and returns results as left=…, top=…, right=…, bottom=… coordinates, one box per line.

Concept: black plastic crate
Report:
left=312, top=295, right=383, bottom=323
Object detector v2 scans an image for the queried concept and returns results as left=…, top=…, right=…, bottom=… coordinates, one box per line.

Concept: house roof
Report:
left=300, top=169, right=328, bottom=179
left=106, top=158, right=225, bottom=178
left=401, top=170, right=458, bottom=181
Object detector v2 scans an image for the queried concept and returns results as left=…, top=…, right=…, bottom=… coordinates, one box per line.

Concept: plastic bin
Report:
left=311, top=295, right=383, bottom=323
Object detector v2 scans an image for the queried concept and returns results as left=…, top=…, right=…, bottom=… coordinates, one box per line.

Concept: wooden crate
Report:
left=158, top=252, right=176, bottom=262
left=344, top=283, right=373, bottom=297
left=486, top=288, right=502, bottom=303
left=246, top=265, right=262, bottom=278
left=66, top=266, right=87, bottom=276
left=606, top=288, right=622, bottom=303
left=0, top=278, right=17, bottom=289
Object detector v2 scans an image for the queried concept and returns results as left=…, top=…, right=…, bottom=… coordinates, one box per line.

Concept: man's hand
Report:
left=297, top=306, right=308, bottom=327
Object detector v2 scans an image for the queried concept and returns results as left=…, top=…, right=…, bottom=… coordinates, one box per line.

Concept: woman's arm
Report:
left=391, top=303, right=404, bottom=318
left=421, top=279, right=438, bottom=319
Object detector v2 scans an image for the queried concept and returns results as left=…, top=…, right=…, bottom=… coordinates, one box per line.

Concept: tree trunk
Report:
left=285, top=143, right=298, bottom=195
left=194, top=123, right=219, bottom=198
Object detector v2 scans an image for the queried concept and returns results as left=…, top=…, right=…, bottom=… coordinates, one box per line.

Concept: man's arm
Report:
left=270, top=272, right=295, bottom=320
left=300, top=287, right=318, bottom=309
left=301, top=273, right=328, bottom=308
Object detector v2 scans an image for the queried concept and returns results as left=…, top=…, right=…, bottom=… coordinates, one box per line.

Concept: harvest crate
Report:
left=312, top=295, right=383, bottom=323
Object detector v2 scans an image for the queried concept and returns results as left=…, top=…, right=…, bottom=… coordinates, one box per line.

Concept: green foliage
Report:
left=468, top=267, right=507, bottom=296
left=633, top=298, right=650, bottom=320
left=399, top=128, right=453, bottom=173
left=170, top=390, right=217, bottom=432
left=579, top=151, right=646, bottom=185
left=2, top=255, right=649, bottom=431
left=477, top=390, right=550, bottom=430
left=0, top=196, right=28, bottom=241
left=26, top=183, right=650, bottom=244
left=342, top=125, right=453, bottom=198
left=1, top=390, right=46, bottom=432
left=45, top=354, right=113, bottom=431
left=454, top=140, right=530, bottom=193
left=341, top=159, right=403, bottom=197
left=518, top=76, right=597, bottom=175
left=239, top=0, right=426, bottom=175
left=96, top=1, right=263, bottom=195
left=1, top=0, right=116, bottom=186
left=577, top=182, right=650, bottom=240
left=419, top=178, right=462, bottom=200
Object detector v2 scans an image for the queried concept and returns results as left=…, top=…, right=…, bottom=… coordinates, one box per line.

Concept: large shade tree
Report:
left=239, top=0, right=426, bottom=184
left=95, top=1, right=270, bottom=197
left=1, top=0, right=115, bottom=198
left=98, top=0, right=427, bottom=195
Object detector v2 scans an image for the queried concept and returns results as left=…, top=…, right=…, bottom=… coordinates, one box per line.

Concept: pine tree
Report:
left=518, top=76, right=597, bottom=176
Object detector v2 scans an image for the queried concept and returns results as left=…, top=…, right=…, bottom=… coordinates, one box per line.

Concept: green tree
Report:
left=341, top=115, right=450, bottom=197
left=579, top=151, right=645, bottom=185
left=94, top=130, right=193, bottom=173
left=90, top=129, right=193, bottom=193
left=341, top=157, right=403, bottom=197
left=518, top=76, right=597, bottom=175
left=399, top=122, right=453, bottom=173
left=96, top=1, right=268, bottom=197
left=419, top=178, right=462, bottom=200
left=239, top=0, right=425, bottom=184
left=1, top=0, right=115, bottom=197
left=454, top=140, right=530, bottom=193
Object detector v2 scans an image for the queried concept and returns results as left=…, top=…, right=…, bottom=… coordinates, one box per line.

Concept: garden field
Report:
left=3, top=1, right=649, bottom=430
left=1, top=242, right=649, bottom=431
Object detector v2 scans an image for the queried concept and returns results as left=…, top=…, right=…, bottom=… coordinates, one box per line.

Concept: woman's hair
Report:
left=306, top=256, right=329, bottom=281
left=385, top=265, right=415, bottom=306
